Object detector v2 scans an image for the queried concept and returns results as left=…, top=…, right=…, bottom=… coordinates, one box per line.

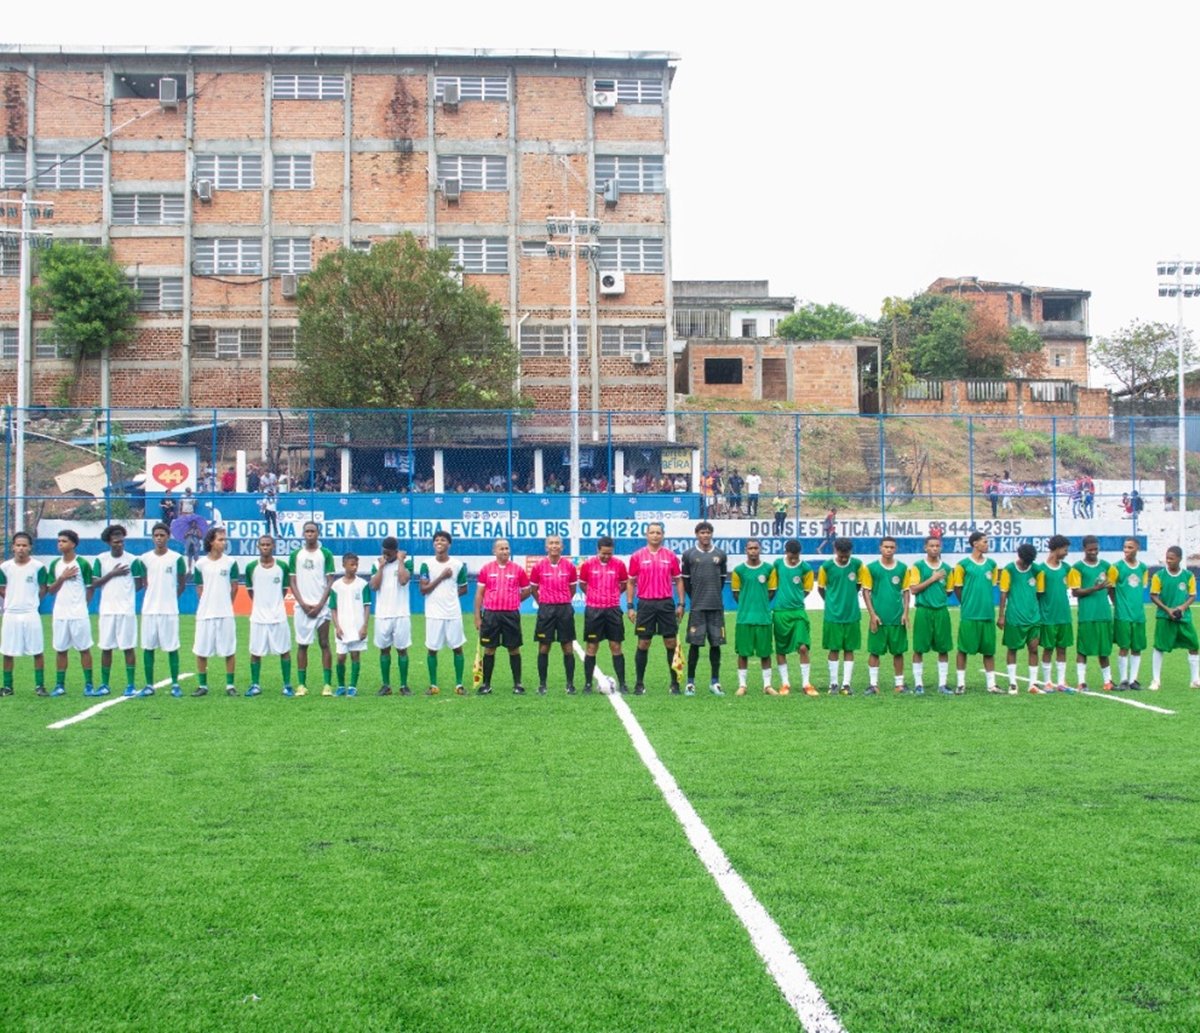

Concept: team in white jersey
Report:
left=289, top=521, right=335, bottom=696
left=46, top=530, right=96, bottom=697
left=92, top=525, right=144, bottom=697
left=0, top=532, right=48, bottom=695
left=244, top=535, right=293, bottom=697
left=369, top=536, right=412, bottom=695
left=192, top=527, right=239, bottom=696
left=140, top=522, right=187, bottom=695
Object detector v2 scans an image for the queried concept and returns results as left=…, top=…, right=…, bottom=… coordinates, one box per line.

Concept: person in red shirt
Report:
left=221, top=467, right=236, bottom=493
left=579, top=535, right=629, bottom=694
left=529, top=534, right=578, bottom=695
left=473, top=538, right=531, bottom=695
left=626, top=522, right=684, bottom=695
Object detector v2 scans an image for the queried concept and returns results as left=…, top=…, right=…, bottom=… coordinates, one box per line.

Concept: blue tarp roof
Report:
left=68, top=422, right=227, bottom=447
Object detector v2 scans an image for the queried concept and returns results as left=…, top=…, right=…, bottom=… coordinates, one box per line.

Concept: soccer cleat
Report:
left=455, top=685, right=467, bottom=696
left=710, top=681, right=724, bottom=696
left=94, top=685, right=110, bottom=697
left=1103, top=681, right=1115, bottom=692
left=124, top=686, right=138, bottom=698
left=0, top=686, right=12, bottom=697
left=1028, top=684, right=1044, bottom=694
left=283, top=685, right=294, bottom=698
left=683, top=684, right=695, bottom=697
left=477, top=684, right=492, bottom=695
left=377, top=685, right=392, bottom=696
left=565, top=685, right=576, bottom=695
left=245, top=684, right=262, bottom=697
left=335, top=686, right=347, bottom=697
left=51, top=686, right=66, bottom=697
left=914, top=685, right=925, bottom=696
left=735, top=685, right=746, bottom=697
left=779, top=683, right=791, bottom=696
left=399, top=686, right=412, bottom=696
left=1129, top=680, right=1143, bottom=691
left=322, top=685, right=334, bottom=697
left=1056, top=683, right=1071, bottom=693
left=1077, top=682, right=1088, bottom=694
left=864, top=686, right=878, bottom=696
left=986, top=685, right=1003, bottom=694
left=1148, top=680, right=1161, bottom=691
left=826, top=685, right=838, bottom=696
left=839, top=685, right=853, bottom=696
left=139, top=686, right=156, bottom=698
left=191, top=686, right=208, bottom=697
left=226, top=686, right=238, bottom=696
left=294, top=685, right=308, bottom=697
left=895, top=684, right=907, bottom=694
left=537, top=684, right=548, bottom=696
left=1190, top=680, right=1200, bottom=689
left=513, top=685, right=526, bottom=695
left=634, top=684, right=646, bottom=695
left=346, top=687, right=357, bottom=697
left=953, top=686, right=965, bottom=695
left=426, top=685, right=440, bottom=696
left=83, top=685, right=95, bottom=698
left=1007, top=686, right=1018, bottom=695
left=764, top=685, right=778, bottom=696
left=35, top=687, right=50, bottom=697
left=583, top=685, right=593, bottom=694
left=803, top=684, right=819, bottom=697
left=938, top=685, right=953, bottom=695
left=1117, top=680, right=1129, bottom=692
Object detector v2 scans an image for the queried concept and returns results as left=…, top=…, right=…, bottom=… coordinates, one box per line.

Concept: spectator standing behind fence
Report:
left=745, top=469, right=762, bottom=517
left=772, top=490, right=788, bottom=536
left=160, top=489, right=176, bottom=526
left=986, top=477, right=1000, bottom=518
left=260, top=488, right=279, bottom=537
left=727, top=469, right=744, bottom=516
left=1000, top=470, right=1014, bottom=511
left=817, top=507, right=838, bottom=554
left=221, top=467, right=236, bottom=493
left=180, top=488, right=196, bottom=516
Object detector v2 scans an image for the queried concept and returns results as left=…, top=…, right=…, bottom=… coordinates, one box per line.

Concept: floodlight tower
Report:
left=1156, top=259, right=1200, bottom=546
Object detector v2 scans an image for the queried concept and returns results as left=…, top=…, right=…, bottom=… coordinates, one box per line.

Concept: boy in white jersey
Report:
left=92, top=525, right=144, bottom=697
left=370, top=536, right=413, bottom=696
left=330, top=553, right=371, bottom=696
left=140, top=522, right=187, bottom=696
left=244, top=535, right=293, bottom=697
left=47, top=529, right=95, bottom=697
left=191, top=527, right=239, bottom=697
left=289, top=521, right=335, bottom=697
left=418, top=530, right=469, bottom=695
left=0, top=531, right=48, bottom=695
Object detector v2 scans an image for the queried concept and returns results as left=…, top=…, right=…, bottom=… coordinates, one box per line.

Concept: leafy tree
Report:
left=776, top=302, right=869, bottom=341
left=879, top=296, right=914, bottom=407
left=907, top=294, right=972, bottom=378
left=1093, top=320, right=1197, bottom=398
left=294, top=234, right=520, bottom=410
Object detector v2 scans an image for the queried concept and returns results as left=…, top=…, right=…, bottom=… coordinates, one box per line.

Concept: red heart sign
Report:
left=152, top=462, right=190, bottom=489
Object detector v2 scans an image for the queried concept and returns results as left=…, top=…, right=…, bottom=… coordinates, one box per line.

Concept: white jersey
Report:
left=194, top=555, right=239, bottom=619
left=371, top=557, right=413, bottom=619
left=140, top=549, right=186, bottom=615
left=330, top=576, right=370, bottom=636
left=48, top=557, right=93, bottom=620
left=419, top=557, right=468, bottom=620
left=0, top=558, right=46, bottom=614
left=289, top=546, right=335, bottom=607
left=93, top=551, right=141, bottom=616
left=245, top=558, right=290, bottom=624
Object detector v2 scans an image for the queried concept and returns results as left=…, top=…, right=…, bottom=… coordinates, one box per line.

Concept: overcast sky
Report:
left=6, top=0, right=1200, bottom=372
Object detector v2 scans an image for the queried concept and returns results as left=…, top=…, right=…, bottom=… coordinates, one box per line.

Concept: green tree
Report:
left=776, top=302, right=869, bottom=341
left=1093, top=320, right=1197, bottom=398
left=879, top=296, right=914, bottom=407
left=294, top=234, right=520, bottom=410
left=907, top=294, right=972, bottom=378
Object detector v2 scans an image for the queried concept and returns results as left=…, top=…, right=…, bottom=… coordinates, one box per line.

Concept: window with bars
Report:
left=1029, top=380, right=1072, bottom=403
left=0, top=238, right=18, bottom=276
left=272, top=238, right=312, bottom=274
left=594, top=78, right=665, bottom=104
left=600, top=326, right=665, bottom=358
left=273, top=155, right=314, bottom=190
left=435, top=154, right=507, bottom=192
left=519, top=325, right=569, bottom=357
left=0, top=153, right=26, bottom=188
left=434, top=75, right=509, bottom=101
left=0, top=328, right=16, bottom=359
left=128, top=276, right=184, bottom=312
left=350, top=239, right=373, bottom=253
left=194, top=154, right=263, bottom=190
left=34, top=329, right=72, bottom=360
left=112, top=193, right=185, bottom=225
left=438, top=237, right=508, bottom=274
left=673, top=308, right=730, bottom=338
left=193, top=238, right=263, bottom=275
left=272, top=74, right=345, bottom=100
left=598, top=237, right=664, bottom=273
left=191, top=326, right=262, bottom=360
left=35, top=152, right=104, bottom=190
left=594, top=155, right=665, bottom=193
left=268, top=326, right=298, bottom=359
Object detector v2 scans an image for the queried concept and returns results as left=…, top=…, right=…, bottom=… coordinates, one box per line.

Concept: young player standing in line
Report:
left=244, top=535, right=293, bottom=697
left=1069, top=534, right=1115, bottom=692
left=578, top=536, right=629, bottom=694
left=1148, top=545, right=1200, bottom=690
left=817, top=537, right=863, bottom=695
left=92, top=525, right=144, bottom=697
left=950, top=530, right=998, bottom=694
left=419, top=530, right=469, bottom=695
left=330, top=553, right=371, bottom=696
left=191, top=527, right=239, bottom=697
left=771, top=538, right=816, bottom=696
left=139, top=522, right=186, bottom=697
left=997, top=543, right=1043, bottom=694
left=47, top=530, right=95, bottom=698
left=530, top=534, right=578, bottom=695
left=905, top=535, right=953, bottom=695
left=626, top=522, right=684, bottom=696
left=1110, top=537, right=1148, bottom=690
left=370, top=536, right=413, bottom=696
left=0, top=531, right=48, bottom=696
left=731, top=539, right=777, bottom=695
left=290, top=521, right=336, bottom=697
left=680, top=521, right=728, bottom=696
left=1039, top=534, right=1073, bottom=691
left=862, top=535, right=910, bottom=695
left=474, top=538, right=531, bottom=695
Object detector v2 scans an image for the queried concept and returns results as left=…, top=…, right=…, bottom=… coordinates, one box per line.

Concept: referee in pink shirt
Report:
left=530, top=534, right=578, bottom=695
left=473, top=538, right=532, bottom=695
left=626, top=522, right=684, bottom=695
left=579, top=535, right=630, bottom=694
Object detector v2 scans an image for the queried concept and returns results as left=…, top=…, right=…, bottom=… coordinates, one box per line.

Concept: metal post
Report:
left=1176, top=280, right=1186, bottom=544
left=967, top=417, right=975, bottom=527
left=104, top=412, right=113, bottom=525
left=1129, top=414, right=1137, bottom=538
left=210, top=409, right=219, bottom=504
left=878, top=412, right=886, bottom=529
left=1051, top=417, right=1058, bottom=536
left=794, top=413, right=801, bottom=526
left=308, top=409, right=315, bottom=493
left=506, top=411, right=514, bottom=540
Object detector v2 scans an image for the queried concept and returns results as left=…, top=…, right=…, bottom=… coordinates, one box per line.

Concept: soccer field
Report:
left=2, top=613, right=1199, bottom=1032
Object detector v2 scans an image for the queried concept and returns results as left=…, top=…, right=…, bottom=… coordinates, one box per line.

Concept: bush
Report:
left=738, top=413, right=757, bottom=428
left=997, top=429, right=1050, bottom=465
left=1054, top=434, right=1105, bottom=474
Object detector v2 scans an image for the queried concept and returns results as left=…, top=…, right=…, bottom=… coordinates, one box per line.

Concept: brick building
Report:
left=0, top=46, right=677, bottom=437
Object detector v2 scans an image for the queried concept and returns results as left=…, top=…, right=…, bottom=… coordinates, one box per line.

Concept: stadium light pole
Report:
left=1156, top=259, right=1200, bottom=546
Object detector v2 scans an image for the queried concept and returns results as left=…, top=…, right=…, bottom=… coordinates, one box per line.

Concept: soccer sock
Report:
left=168, top=651, right=179, bottom=681
left=453, top=651, right=465, bottom=685
left=1029, top=665, right=1039, bottom=684
left=2, top=670, right=10, bottom=689
left=1190, top=653, right=1199, bottom=681
left=1056, top=661, right=1067, bottom=684
left=687, top=644, right=700, bottom=681
left=612, top=654, right=626, bottom=686
left=143, top=650, right=155, bottom=684
left=34, top=667, right=44, bottom=688
left=563, top=652, right=575, bottom=686
left=801, top=661, right=810, bottom=686
left=56, top=669, right=65, bottom=688
left=827, top=659, right=838, bottom=684
left=777, top=662, right=789, bottom=684
left=398, top=654, right=408, bottom=688
left=426, top=653, right=439, bottom=685
left=1130, top=654, right=1142, bottom=681
left=350, top=660, right=360, bottom=688
left=635, top=649, right=648, bottom=684
left=323, top=666, right=332, bottom=686
left=1152, top=650, right=1164, bottom=682
left=937, top=660, right=949, bottom=686
left=1077, top=662, right=1087, bottom=686
left=1117, top=654, right=1128, bottom=681
left=912, top=660, right=924, bottom=687
left=737, top=668, right=747, bottom=687
left=101, top=664, right=111, bottom=686
left=956, top=667, right=966, bottom=688
left=225, top=670, right=235, bottom=688
left=584, top=655, right=596, bottom=686
left=380, top=653, right=392, bottom=685
left=895, top=671, right=905, bottom=687
left=509, top=653, right=522, bottom=685
left=125, top=662, right=136, bottom=688
left=537, top=652, right=549, bottom=685
left=336, top=660, right=346, bottom=686
left=709, top=647, right=720, bottom=682
left=250, top=660, right=261, bottom=685
left=1007, top=662, right=1017, bottom=683
left=986, top=669, right=996, bottom=688
left=198, top=671, right=208, bottom=688
left=298, top=666, right=307, bottom=686
left=482, top=652, right=496, bottom=685
left=842, top=660, right=854, bottom=685
left=868, top=665, right=879, bottom=688
left=281, top=656, right=292, bottom=684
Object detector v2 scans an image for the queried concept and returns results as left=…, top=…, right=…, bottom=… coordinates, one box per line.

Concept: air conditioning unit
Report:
left=194, top=178, right=213, bottom=203
left=631, top=350, right=651, bottom=365
left=442, top=177, right=462, bottom=203
left=280, top=273, right=299, bottom=298
left=603, top=178, right=620, bottom=209
left=442, top=82, right=460, bottom=110
left=599, top=270, right=625, bottom=295
left=591, top=80, right=617, bottom=110
left=158, top=77, right=179, bottom=109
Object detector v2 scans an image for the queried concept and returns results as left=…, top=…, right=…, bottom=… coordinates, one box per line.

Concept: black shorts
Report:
left=635, top=598, right=678, bottom=640
left=584, top=606, right=625, bottom=644
left=684, top=609, right=726, bottom=647
left=480, top=610, right=522, bottom=649
left=535, top=603, right=576, bottom=644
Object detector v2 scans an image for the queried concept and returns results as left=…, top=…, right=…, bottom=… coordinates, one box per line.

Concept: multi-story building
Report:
left=672, top=280, right=796, bottom=340
left=0, top=46, right=677, bottom=436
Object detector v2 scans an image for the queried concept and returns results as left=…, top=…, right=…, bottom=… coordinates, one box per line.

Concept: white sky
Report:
left=6, top=0, right=1200, bottom=360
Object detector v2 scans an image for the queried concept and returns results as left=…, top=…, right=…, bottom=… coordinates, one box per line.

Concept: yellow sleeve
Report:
left=859, top=565, right=873, bottom=590
left=1150, top=574, right=1162, bottom=595
left=730, top=569, right=742, bottom=592
left=951, top=565, right=964, bottom=589
left=1036, top=570, right=1045, bottom=592
left=1189, top=574, right=1197, bottom=596
left=903, top=567, right=918, bottom=590
left=817, top=566, right=828, bottom=588
left=1142, top=568, right=1149, bottom=587
left=998, top=569, right=1011, bottom=593
left=1107, top=566, right=1119, bottom=587
left=1066, top=568, right=1082, bottom=589
left=803, top=569, right=814, bottom=592
left=766, top=568, right=778, bottom=590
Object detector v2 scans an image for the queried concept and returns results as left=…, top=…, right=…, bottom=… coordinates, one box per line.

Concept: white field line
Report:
left=573, top=643, right=845, bottom=1032
left=47, top=673, right=194, bottom=730
left=997, top=670, right=1175, bottom=715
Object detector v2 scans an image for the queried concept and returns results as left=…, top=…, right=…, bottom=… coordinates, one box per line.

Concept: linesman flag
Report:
left=671, top=640, right=685, bottom=675
left=473, top=639, right=484, bottom=687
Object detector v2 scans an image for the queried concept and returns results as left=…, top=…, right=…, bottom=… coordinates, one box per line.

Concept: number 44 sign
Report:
left=145, top=445, right=198, bottom=493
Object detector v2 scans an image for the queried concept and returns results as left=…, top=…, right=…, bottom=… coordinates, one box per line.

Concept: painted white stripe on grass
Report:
left=586, top=654, right=844, bottom=1032
left=999, top=670, right=1175, bottom=715
left=47, top=673, right=194, bottom=730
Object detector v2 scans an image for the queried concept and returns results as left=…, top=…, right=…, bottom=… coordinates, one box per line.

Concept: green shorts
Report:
left=911, top=607, right=953, bottom=654
left=1153, top=618, right=1200, bottom=653
left=1040, top=622, right=1074, bottom=650
left=1076, top=620, right=1113, bottom=657
left=735, top=623, right=774, bottom=658
left=772, top=609, right=810, bottom=653
left=957, top=618, right=996, bottom=657
left=1113, top=619, right=1147, bottom=652
left=822, top=620, right=862, bottom=652
left=867, top=623, right=908, bottom=656
left=1002, top=622, right=1040, bottom=650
